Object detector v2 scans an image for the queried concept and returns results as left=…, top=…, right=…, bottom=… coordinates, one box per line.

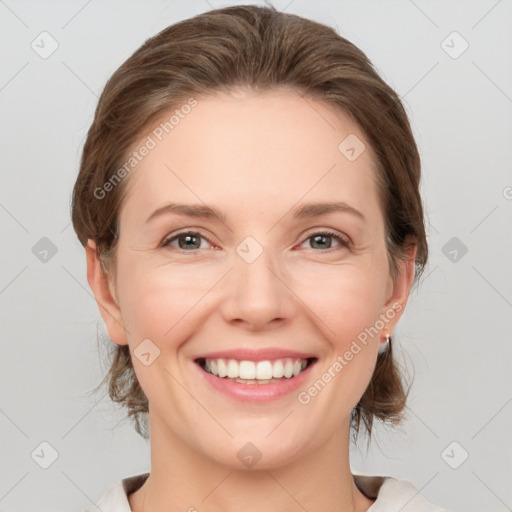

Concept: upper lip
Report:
left=194, top=348, right=317, bottom=362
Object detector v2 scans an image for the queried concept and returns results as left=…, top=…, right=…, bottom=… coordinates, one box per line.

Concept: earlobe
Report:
left=85, top=239, right=129, bottom=346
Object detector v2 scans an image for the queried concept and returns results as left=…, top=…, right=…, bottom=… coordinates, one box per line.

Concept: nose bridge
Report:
left=235, top=234, right=282, bottom=296
left=223, top=234, right=293, bottom=325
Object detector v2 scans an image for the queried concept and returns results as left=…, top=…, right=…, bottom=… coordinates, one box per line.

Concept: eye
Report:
left=161, top=229, right=350, bottom=253
left=298, top=230, right=349, bottom=251
left=161, top=231, right=213, bottom=252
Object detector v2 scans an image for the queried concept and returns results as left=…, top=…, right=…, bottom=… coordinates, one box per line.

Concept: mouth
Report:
left=195, top=356, right=318, bottom=385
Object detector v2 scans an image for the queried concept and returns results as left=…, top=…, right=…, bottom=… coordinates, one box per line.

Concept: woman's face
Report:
left=88, top=88, right=414, bottom=469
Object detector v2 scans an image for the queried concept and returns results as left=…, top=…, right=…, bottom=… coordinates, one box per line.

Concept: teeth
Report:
left=227, top=359, right=238, bottom=378
left=283, top=360, right=293, bottom=378
left=273, top=360, right=284, bottom=378
left=201, top=357, right=311, bottom=380
left=256, top=361, right=273, bottom=380
left=217, top=359, right=227, bottom=378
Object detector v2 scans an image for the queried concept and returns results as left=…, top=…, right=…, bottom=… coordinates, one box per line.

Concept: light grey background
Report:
left=1, top=1, right=511, bottom=511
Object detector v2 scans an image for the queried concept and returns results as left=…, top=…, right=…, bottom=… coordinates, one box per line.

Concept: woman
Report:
left=73, top=5, right=450, bottom=511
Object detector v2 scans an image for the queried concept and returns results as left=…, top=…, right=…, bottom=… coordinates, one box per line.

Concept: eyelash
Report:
left=161, top=229, right=350, bottom=253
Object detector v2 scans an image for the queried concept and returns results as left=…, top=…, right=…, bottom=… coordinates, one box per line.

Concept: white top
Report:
left=85, top=472, right=453, bottom=511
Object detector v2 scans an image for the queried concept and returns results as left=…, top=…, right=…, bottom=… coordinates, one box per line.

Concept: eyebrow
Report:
left=144, top=201, right=366, bottom=224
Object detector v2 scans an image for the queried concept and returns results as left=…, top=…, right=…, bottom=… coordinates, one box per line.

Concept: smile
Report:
left=196, top=357, right=317, bottom=385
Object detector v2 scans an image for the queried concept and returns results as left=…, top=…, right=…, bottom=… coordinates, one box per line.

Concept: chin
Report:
left=199, top=434, right=306, bottom=471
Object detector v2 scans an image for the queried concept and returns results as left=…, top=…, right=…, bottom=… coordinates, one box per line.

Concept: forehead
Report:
left=119, top=89, right=381, bottom=229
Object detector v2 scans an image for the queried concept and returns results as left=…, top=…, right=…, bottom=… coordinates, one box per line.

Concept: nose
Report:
left=219, top=243, right=295, bottom=331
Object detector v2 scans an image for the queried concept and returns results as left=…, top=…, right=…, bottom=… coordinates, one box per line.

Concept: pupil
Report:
left=311, top=234, right=331, bottom=249
left=180, top=234, right=200, bottom=250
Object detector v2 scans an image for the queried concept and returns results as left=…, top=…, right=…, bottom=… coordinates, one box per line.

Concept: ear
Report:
left=86, top=239, right=129, bottom=346
left=380, top=238, right=418, bottom=336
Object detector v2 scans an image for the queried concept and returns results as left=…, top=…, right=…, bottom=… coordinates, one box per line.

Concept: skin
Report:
left=86, top=88, right=416, bottom=512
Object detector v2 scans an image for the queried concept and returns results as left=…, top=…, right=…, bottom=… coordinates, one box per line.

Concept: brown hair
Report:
left=72, top=4, right=427, bottom=445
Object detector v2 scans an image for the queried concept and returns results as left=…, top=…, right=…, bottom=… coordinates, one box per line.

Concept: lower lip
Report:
left=194, top=361, right=316, bottom=402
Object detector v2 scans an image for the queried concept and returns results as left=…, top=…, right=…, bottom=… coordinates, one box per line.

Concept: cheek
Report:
left=293, top=265, right=385, bottom=408
left=290, top=260, right=387, bottom=344
left=116, top=257, right=220, bottom=341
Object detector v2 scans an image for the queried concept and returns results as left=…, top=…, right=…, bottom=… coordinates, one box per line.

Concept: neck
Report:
left=129, top=413, right=374, bottom=512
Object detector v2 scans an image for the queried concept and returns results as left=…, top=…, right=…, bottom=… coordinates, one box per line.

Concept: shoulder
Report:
left=83, top=472, right=149, bottom=512
left=353, top=473, right=455, bottom=512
